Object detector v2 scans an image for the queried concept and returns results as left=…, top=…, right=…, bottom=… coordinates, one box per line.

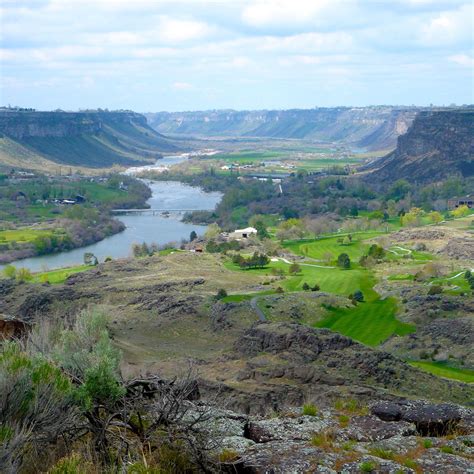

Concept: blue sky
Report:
left=1, top=0, right=473, bottom=111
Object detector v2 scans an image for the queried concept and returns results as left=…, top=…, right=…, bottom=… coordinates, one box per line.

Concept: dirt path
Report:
left=250, top=296, right=266, bottom=322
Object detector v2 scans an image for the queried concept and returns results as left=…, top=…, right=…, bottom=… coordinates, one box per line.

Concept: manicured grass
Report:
left=0, top=228, right=52, bottom=243
left=316, top=297, right=414, bottom=346
left=222, top=289, right=275, bottom=303
left=410, top=361, right=474, bottom=384
left=283, top=232, right=383, bottom=262
left=224, top=257, right=414, bottom=345
left=32, top=265, right=92, bottom=284
left=203, top=151, right=284, bottom=164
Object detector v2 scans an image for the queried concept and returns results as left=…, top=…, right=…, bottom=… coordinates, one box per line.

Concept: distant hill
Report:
left=145, top=106, right=420, bottom=150
left=0, top=110, right=179, bottom=171
left=363, top=109, right=474, bottom=185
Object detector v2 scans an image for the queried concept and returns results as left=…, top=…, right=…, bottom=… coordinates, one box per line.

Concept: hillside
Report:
left=0, top=110, right=179, bottom=170
left=364, top=109, right=474, bottom=185
left=145, top=106, right=419, bottom=150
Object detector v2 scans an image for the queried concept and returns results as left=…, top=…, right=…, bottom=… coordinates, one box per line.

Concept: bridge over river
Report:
left=111, top=208, right=202, bottom=215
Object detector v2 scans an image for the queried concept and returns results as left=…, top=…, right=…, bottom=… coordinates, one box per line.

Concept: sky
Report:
left=1, top=0, right=473, bottom=111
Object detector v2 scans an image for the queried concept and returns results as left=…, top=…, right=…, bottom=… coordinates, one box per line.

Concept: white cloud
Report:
left=242, top=0, right=342, bottom=27
left=158, top=17, right=212, bottom=43
left=171, top=81, right=193, bottom=90
left=419, top=4, right=473, bottom=45
left=448, top=53, right=474, bottom=67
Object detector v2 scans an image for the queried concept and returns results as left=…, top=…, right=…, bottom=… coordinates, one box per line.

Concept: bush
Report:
left=352, top=290, right=364, bottom=302
left=311, top=284, right=320, bottom=291
left=2, top=264, right=16, bottom=280
left=16, top=268, right=32, bottom=282
left=288, top=263, right=301, bottom=274
left=215, top=288, right=228, bottom=300
left=337, top=253, right=351, bottom=269
left=359, top=461, right=376, bottom=472
left=428, top=285, right=443, bottom=295
left=302, top=403, right=318, bottom=416
left=302, top=282, right=310, bottom=291
left=275, top=286, right=284, bottom=294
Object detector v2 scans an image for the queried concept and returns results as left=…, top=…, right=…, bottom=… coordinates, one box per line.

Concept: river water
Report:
left=4, top=156, right=221, bottom=272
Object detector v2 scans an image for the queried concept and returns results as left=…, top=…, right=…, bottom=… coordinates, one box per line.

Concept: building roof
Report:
left=234, top=227, right=258, bottom=233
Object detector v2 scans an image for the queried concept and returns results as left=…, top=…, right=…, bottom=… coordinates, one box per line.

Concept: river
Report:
left=4, top=156, right=221, bottom=272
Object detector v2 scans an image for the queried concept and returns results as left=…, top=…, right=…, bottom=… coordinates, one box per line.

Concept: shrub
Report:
left=302, top=282, right=310, bottom=291
left=428, top=285, right=443, bottom=295
left=311, top=284, right=320, bottom=291
left=359, top=461, right=376, bottom=472
left=302, top=403, right=318, bottom=416
left=440, top=445, right=454, bottom=454
left=369, top=447, right=394, bottom=460
left=275, top=286, right=284, bottom=294
left=16, top=268, right=32, bottom=282
left=215, top=288, right=228, bottom=300
left=2, top=264, right=16, bottom=280
left=219, top=448, right=239, bottom=463
left=423, top=439, right=433, bottom=449
left=465, top=270, right=472, bottom=280
left=352, top=290, right=364, bottom=302
left=338, top=414, right=350, bottom=427
left=288, top=263, right=301, bottom=274
left=337, top=253, right=351, bottom=269
left=104, top=256, right=113, bottom=262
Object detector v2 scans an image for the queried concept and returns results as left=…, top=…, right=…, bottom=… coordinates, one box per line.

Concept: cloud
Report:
left=241, top=0, right=343, bottom=27
left=158, top=17, right=212, bottom=43
left=171, top=81, right=193, bottom=90
left=419, top=4, right=473, bottom=45
left=448, top=53, right=474, bottom=67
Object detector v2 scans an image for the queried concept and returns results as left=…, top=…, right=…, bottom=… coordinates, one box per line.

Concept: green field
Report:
left=0, top=228, right=53, bottom=243
left=283, top=232, right=383, bottom=262
left=31, top=265, right=92, bottom=284
left=203, top=150, right=284, bottom=164
left=224, top=256, right=414, bottom=346
left=316, top=298, right=414, bottom=346
left=410, top=361, right=474, bottom=384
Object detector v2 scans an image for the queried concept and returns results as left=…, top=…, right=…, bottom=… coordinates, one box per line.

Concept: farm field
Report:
left=0, top=228, right=53, bottom=243
left=409, top=361, right=474, bottom=384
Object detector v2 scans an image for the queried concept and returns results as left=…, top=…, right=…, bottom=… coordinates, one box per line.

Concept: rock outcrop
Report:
left=0, top=110, right=179, bottom=168
left=364, top=109, right=474, bottom=185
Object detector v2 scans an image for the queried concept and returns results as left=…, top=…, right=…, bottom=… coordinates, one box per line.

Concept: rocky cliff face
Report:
left=364, top=110, right=474, bottom=185
left=0, top=110, right=179, bottom=168
left=146, top=107, right=419, bottom=150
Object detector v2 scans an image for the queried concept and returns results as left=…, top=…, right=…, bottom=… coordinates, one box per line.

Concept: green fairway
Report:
left=316, top=297, right=414, bottom=346
left=409, top=361, right=474, bottom=384
left=283, top=232, right=383, bottom=262
left=32, top=265, right=92, bottom=284
left=224, top=256, right=414, bottom=346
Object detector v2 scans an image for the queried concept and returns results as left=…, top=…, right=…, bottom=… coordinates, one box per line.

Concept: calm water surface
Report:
left=5, top=173, right=221, bottom=272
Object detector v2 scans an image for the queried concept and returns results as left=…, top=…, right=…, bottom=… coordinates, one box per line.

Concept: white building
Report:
left=229, top=227, right=258, bottom=240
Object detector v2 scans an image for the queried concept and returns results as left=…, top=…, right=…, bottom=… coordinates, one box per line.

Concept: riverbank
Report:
left=1, top=180, right=221, bottom=272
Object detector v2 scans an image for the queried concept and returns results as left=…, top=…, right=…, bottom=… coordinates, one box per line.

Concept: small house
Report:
left=447, top=195, right=473, bottom=210
left=229, top=227, right=258, bottom=240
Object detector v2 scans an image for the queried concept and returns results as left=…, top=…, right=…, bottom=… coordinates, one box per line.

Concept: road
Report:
left=250, top=296, right=266, bottom=322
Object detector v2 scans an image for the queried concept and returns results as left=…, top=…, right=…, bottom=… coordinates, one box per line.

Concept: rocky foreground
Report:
left=197, top=399, right=474, bottom=473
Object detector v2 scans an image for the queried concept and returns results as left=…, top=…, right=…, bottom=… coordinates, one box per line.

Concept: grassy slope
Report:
left=410, top=361, right=474, bottom=384
left=31, top=265, right=92, bottom=284
left=0, top=228, right=53, bottom=243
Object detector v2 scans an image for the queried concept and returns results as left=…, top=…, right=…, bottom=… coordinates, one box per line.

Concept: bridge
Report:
left=111, top=208, right=202, bottom=215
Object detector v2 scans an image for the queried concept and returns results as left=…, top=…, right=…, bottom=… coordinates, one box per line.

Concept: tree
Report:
left=204, top=223, right=221, bottom=240
left=465, top=270, right=472, bottom=280
left=428, top=211, right=443, bottom=224
left=215, top=288, right=227, bottom=300
left=254, top=221, right=270, bottom=240
left=83, top=252, right=98, bottom=265
left=289, top=263, right=301, bottom=274
left=368, top=244, right=385, bottom=260
left=352, top=290, right=364, bottom=302
left=451, top=205, right=470, bottom=218
left=337, top=253, right=351, bottom=269
left=311, top=283, right=320, bottom=291
left=189, top=230, right=198, bottom=242
left=302, top=282, right=310, bottom=291
left=3, top=265, right=16, bottom=280
left=323, top=251, right=334, bottom=265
